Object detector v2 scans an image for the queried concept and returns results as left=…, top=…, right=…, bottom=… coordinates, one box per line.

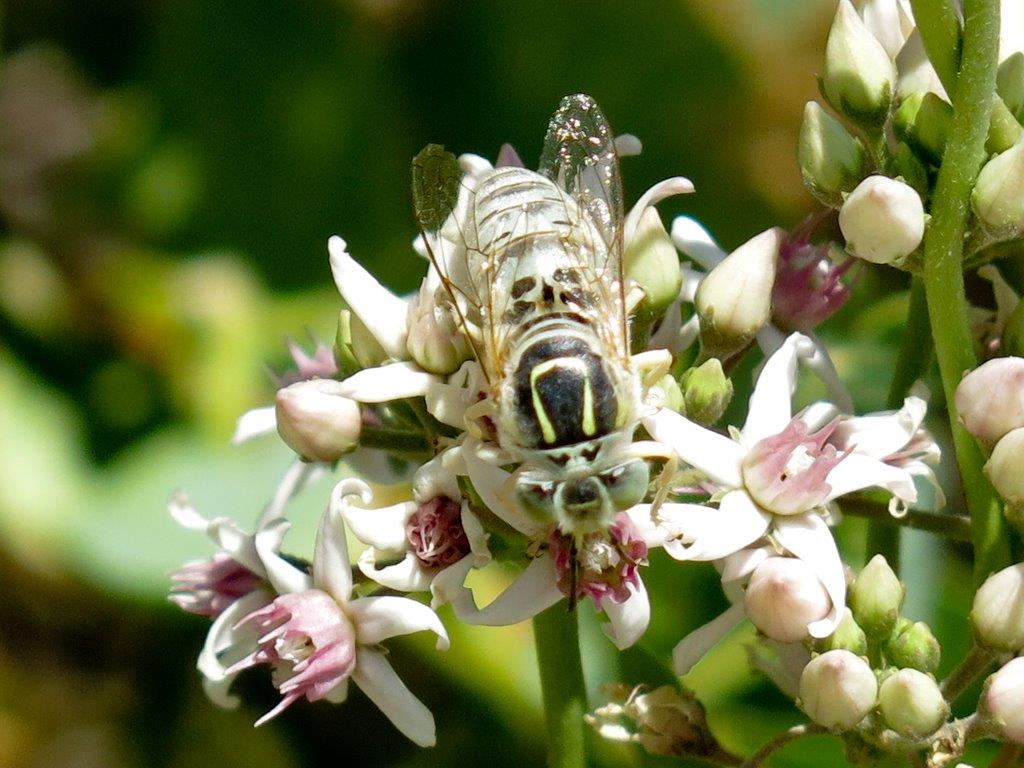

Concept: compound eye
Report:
left=516, top=480, right=557, bottom=521
left=600, top=459, right=649, bottom=511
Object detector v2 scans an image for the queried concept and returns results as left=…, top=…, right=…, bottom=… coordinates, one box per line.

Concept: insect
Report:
left=412, top=94, right=651, bottom=539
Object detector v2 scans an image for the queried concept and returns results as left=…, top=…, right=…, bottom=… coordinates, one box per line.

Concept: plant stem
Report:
left=533, top=605, right=588, bottom=768
left=739, top=724, right=827, bottom=768
left=940, top=644, right=995, bottom=702
left=357, top=426, right=430, bottom=455
left=919, top=0, right=1011, bottom=585
left=869, top=278, right=933, bottom=571
left=841, top=496, right=973, bottom=541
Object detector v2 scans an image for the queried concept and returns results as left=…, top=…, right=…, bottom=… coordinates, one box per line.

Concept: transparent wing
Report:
left=411, top=144, right=495, bottom=384
left=538, top=94, right=628, bottom=355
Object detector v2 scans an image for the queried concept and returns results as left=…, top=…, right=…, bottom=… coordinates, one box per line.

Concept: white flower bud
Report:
left=955, top=357, right=1024, bottom=449
left=798, top=101, right=867, bottom=206
left=624, top=206, right=682, bottom=318
left=694, top=227, right=782, bottom=358
left=971, top=562, right=1024, bottom=652
left=985, top=428, right=1024, bottom=507
left=744, top=557, right=832, bottom=643
left=406, top=278, right=472, bottom=375
left=878, top=669, right=949, bottom=737
left=839, top=175, right=925, bottom=264
left=823, top=0, right=897, bottom=124
left=275, top=379, right=361, bottom=462
left=972, top=138, right=1024, bottom=240
left=980, top=657, right=1024, bottom=744
left=799, top=649, right=878, bottom=731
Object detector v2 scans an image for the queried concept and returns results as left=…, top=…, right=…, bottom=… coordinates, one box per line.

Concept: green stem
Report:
left=869, top=278, right=933, bottom=571
left=940, top=644, right=995, bottom=702
left=357, top=426, right=430, bottom=455
left=533, top=605, right=588, bottom=768
left=841, top=496, right=973, bottom=541
left=738, top=724, right=827, bottom=768
left=920, top=0, right=1011, bottom=585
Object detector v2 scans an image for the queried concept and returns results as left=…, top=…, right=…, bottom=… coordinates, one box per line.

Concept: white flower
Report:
left=230, top=479, right=449, bottom=746
left=643, top=334, right=926, bottom=639
left=339, top=451, right=490, bottom=604
left=438, top=437, right=665, bottom=650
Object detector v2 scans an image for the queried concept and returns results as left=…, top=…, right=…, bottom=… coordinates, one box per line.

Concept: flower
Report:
left=772, top=219, right=856, bottom=332
left=980, top=656, right=1024, bottom=744
left=170, top=553, right=262, bottom=619
left=643, top=334, right=928, bottom=639
left=744, top=556, right=833, bottom=644
left=229, top=479, right=449, bottom=745
left=339, top=452, right=490, bottom=602
left=839, top=175, right=925, bottom=264
left=971, top=562, right=1024, bottom=652
left=798, top=649, right=878, bottom=731
left=878, top=668, right=948, bottom=737
left=439, top=437, right=664, bottom=650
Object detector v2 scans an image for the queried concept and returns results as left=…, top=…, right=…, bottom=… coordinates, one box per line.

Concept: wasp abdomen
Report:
left=510, top=333, right=617, bottom=449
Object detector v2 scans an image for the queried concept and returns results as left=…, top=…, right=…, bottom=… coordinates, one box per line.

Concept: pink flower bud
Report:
left=839, top=175, right=924, bottom=264
left=275, top=379, right=361, bottom=462
left=799, top=649, right=878, bottom=731
left=971, top=562, right=1024, bottom=652
left=744, top=557, right=832, bottom=643
left=956, top=357, right=1024, bottom=449
left=981, top=657, right=1024, bottom=744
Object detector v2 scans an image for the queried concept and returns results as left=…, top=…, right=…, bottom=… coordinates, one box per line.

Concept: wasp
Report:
left=412, top=94, right=655, bottom=542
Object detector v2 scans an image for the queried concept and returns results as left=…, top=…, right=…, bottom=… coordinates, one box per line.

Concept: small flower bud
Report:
left=998, top=52, right=1024, bottom=119
left=878, top=668, right=949, bottom=737
left=678, top=359, right=733, bottom=426
left=625, top=206, right=683, bottom=318
left=972, top=138, right=1024, bottom=240
left=654, top=373, right=685, bottom=414
left=275, top=379, right=361, bottom=462
left=695, top=227, right=782, bottom=358
left=850, top=554, right=905, bottom=639
left=822, top=0, right=896, bottom=125
left=839, top=175, right=925, bottom=264
left=894, top=92, right=952, bottom=165
left=349, top=310, right=390, bottom=368
left=979, top=657, right=1024, bottom=744
left=971, top=562, right=1024, bottom=652
left=887, top=619, right=941, bottom=674
left=955, top=357, right=1024, bottom=449
left=406, top=279, right=472, bottom=375
left=799, top=649, right=878, bottom=731
left=744, top=557, right=832, bottom=643
left=816, top=608, right=869, bottom=656
left=798, top=101, right=867, bottom=206
left=986, top=428, right=1024, bottom=508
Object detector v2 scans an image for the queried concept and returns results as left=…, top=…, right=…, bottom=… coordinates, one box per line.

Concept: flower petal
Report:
left=344, top=447, right=416, bottom=485
left=336, top=361, right=438, bottom=403
left=451, top=554, right=563, bottom=626
left=351, top=647, right=437, bottom=747
left=602, top=580, right=650, bottom=650
left=359, top=549, right=435, bottom=593
left=344, top=498, right=416, bottom=552
left=824, top=452, right=917, bottom=505
left=641, top=408, right=744, bottom=488
left=741, top=333, right=812, bottom=446
left=624, top=177, right=694, bottom=240
left=831, top=396, right=925, bottom=459
left=231, top=406, right=277, bottom=445
left=670, top=215, right=727, bottom=270
left=256, top=458, right=324, bottom=529
left=773, top=514, right=845, bottom=638
left=255, top=518, right=313, bottom=595
left=429, top=555, right=476, bottom=610
left=347, top=595, right=450, bottom=650
left=459, top=440, right=546, bottom=538
left=328, top=236, right=409, bottom=359
left=197, top=590, right=270, bottom=708
left=672, top=602, right=746, bottom=675
left=660, top=491, right=771, bottom=561
left=313, top=480, right=366, bottom=602
left=623, top=504, right=669, bottom=548
left=719, top=544, right=773, bottom=583
left=756, top=327, right=853, bottom=415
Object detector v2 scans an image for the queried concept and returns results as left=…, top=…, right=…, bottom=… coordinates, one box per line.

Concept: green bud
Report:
left=878, top=669, right=949, bottom=737
left=333, top=310, right=362, bottom=377
left=850, top=555, right=905, bottom=639
left=822, top=0, right=896, bottom=125
left=892, top=143, right=929, bottom=197
left=987, top=98, right=1024, bottom=155
left=625, top=206, right=682, bottom=318
left=972, top=138, right=1024, bottom=240
left=679, top=359, right=733, bottom=426
left=695, top=227, right=782, bottom=359
left=894, top=92, right=952, bottom=165
left=815, top=608, right=869, bottom=656
left=349, top=309, right=389, bottom=368
left=655, top=373, right=685, bottom=414
left=998, top=52, right=1024, bottom=119
left=798, top=101, right=867, bottom=206
left=887, top=619, right=941, bottom=674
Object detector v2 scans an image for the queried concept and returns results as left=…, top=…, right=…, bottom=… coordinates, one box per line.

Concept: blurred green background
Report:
left=0, top=1, right=997, bottom=766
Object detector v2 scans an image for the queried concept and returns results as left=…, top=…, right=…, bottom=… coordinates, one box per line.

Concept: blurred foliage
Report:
left=0, top=0, right=999, bottom=766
